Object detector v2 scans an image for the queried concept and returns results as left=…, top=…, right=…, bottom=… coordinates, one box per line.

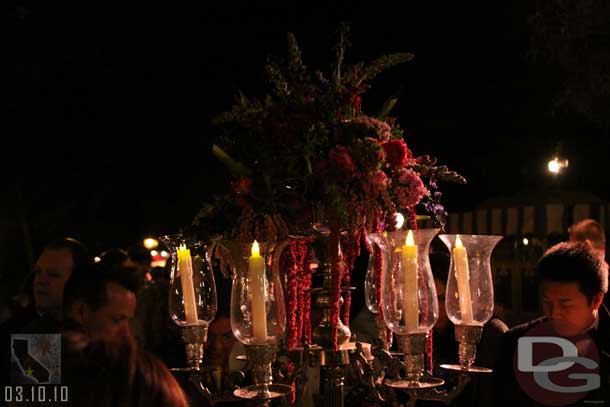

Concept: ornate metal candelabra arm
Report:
left=173, top=324, right=245, bottom=404
left=186, top=360, right=246, bottom=405
left=188, top=370, right=246, bottom=404
left=347, top=342, right=408, bottom=406
left=350, top=340, right=477, bottom=407
left=279, top=338, right=315, bottom=385
left=404, top=374, right=471, bottom=406
left=189, top=373, right=213, bottom=400
left=351, top=343, right=385, bottom=403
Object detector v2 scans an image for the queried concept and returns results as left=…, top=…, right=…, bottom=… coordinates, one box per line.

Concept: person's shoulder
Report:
left=133, top=347, right=190, bottom=407
left=136, top=347, right=174, bottom=376
left=595, top=304, right=610, bottom=344
left=19, top=314, right=61, bottom=334
left=485, top=316, right=509, bottom=334
left=137, top=347, right=163, bottom=364
left=0, top=306, right=38, bottom=335
left=504, top=316, right=547, bottom=342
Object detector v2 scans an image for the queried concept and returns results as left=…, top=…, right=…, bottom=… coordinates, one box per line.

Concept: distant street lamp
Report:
left=547, top=156, right=569, bottom=175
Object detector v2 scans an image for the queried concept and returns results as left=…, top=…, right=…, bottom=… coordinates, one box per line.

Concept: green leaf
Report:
left=265, top=60, right=289, bottom=98
left=211, top=144, right=253, bottom=176
left=357, top=52, right=415, bottom=86
left=332, top=23, right=351, bottom=89
left=376, top=96, right=398, bottom=120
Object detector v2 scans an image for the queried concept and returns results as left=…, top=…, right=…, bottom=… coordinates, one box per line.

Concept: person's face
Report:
left=33, top=248, right=74, bottom=314
left=81, top=282, right=136, bottom=344
left=206, top=316, right=237, bottom=369
left=541, top=281, right=603, bottom=336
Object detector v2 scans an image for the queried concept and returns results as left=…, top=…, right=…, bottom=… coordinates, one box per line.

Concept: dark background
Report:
left=6, top=1, right=610, bottom=258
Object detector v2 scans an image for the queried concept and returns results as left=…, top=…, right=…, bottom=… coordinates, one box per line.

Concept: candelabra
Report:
left=183, top=230, right=503, bottom=406
left=380, top=228, right=444, bottom=389
left=347, top=231, right=506, bottom=406
left=290, top=230, right=354, bottom=407
left=219, top=239, right=293, bottom=403
left=160, top=234, right=218, bottom=372
left=438, top=234, right=503, bottom=373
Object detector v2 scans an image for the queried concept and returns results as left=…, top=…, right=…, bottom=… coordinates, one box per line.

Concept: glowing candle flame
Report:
left=251, top=240, right=260, bottom=257
left=406, top=230, right=415, bottom=246
left=455, top=235, right=463, bottom=248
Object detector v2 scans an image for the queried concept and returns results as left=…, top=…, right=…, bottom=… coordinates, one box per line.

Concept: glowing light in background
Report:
left=143, top=238, right=159, bottom=249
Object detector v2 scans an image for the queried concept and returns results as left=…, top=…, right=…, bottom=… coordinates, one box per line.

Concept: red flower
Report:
left=329, top=145, right=357, bottom=178
left=231, top=177, right=252, bottom=195
left=353, top=95, right=362, bottom=112
left=382, top=139, right=412, bottom=168
left=363, top=170, right=388, bottom=200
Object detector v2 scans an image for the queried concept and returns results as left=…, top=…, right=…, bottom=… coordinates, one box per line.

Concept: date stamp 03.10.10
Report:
left=7, top=334, right=70, bottom=406
left=4, top=386, right=69, bottom=405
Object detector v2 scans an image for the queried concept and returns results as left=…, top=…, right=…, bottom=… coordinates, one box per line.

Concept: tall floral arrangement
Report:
left=195, top=25, right=464, bottom=242
left=196, top=25, right=465, bottom=351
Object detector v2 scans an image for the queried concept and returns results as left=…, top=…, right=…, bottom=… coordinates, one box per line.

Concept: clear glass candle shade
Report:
left=160, top=235, right=218, bottom=327
left=216, top=240, right=287, bottom=346
left=438, top=234, right=502, bottom=326
left=381, top=229, right=440, bottom=335
left=364, top=233, right=388, bottom=314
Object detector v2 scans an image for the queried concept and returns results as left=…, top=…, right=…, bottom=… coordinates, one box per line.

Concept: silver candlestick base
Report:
left=441, top=324, right=492, bottom=373
left=385, top=332, right=444, bottom=389
left=177, top=322, right=208, bottom=372
left=233, top=345, right=293, bottom=401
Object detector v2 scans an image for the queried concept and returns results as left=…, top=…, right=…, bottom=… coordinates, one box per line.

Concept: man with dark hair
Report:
left=494, top=242, right=610, bottom=405
left=61, top=263, right=189, bottom=406
left=63, top=263, right=140, bottom=345
left=1, top=237, right=91, bottom=334
left=2, top=237, right=90, bottom=385
left=32, top=237, right=91, bottom=321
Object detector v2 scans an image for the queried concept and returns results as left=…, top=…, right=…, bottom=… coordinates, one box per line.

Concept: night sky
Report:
left=7, top=1, right=609, bottom=254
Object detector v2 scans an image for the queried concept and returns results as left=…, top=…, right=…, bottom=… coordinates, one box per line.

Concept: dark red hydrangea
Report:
left=394, top=169, right=427, bottom=208
left=329, top=145, right=357, bottom=178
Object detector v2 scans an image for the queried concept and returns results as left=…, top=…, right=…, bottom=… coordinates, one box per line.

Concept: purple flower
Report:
left=316, top=70, right=330, bottom=88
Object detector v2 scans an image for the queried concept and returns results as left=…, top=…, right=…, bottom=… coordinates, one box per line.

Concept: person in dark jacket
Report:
left=2, top=237, right=91, bottom=386
left=494, top=241, right=609, bottom=406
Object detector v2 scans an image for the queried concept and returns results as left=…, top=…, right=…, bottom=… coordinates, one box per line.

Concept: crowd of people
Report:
left=0, top=238, right=237, bottom=406
left=1, top=218, right=609, bottom=406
